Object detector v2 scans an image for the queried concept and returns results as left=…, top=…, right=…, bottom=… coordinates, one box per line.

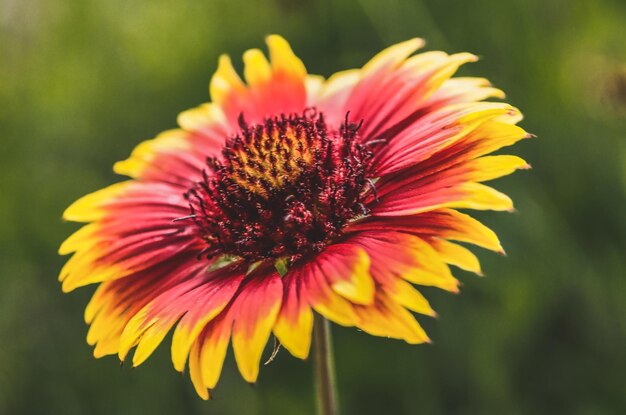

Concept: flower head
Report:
left=60, top=35, right=530, bottom=399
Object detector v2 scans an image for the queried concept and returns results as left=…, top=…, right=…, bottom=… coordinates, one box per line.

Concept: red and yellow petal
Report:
left=428, top=238, right=483, bottom=275
left=83, top=251, right=207, bottom=358
left=335, top=39, right=425, bottom=133
left=424, top=77, right=505, bottom=108
left=59, top=181, right=195, bottom=292
left=308, top=69, right=361, bottom=126
left=370, top=102, right=522, bottom=177
left=118, top=267, right=245, bottom=367
left=353, top=293, right=430, bottom=344
left=59, top=36, right=530, bottom=400
left=186, top=273, right=299, bottom=398
left=273, top=271, right=314, bottom=359
left=62, top=181, right=134, bottom=222
left=170, top=269, right=245, bottom=371
left=313, top=243, right=374, bottom=305
left=355, top=51, right=479, bottom=141
left=303, top=260, right=359, bottom=327
left=346, top=231, right=459, bottom=293
left=231, top=270, right=283, bottom=383
left=350, top=208, right=504, bottom=253
left=370, top=127, right=529, bottom=216
left=210, top=35, right=308, bottom=127
left=113, top=110, right=228, bottom=186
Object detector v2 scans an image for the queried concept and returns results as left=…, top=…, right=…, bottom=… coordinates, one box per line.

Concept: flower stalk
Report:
left=313, top=317, right=339, bottom=415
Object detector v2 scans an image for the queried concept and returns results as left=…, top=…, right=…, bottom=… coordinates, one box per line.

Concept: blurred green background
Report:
left=2, top=0, right=626, bottom=413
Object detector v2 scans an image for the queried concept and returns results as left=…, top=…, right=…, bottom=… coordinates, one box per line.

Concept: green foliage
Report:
left=1, top=0, right=625, bottom=413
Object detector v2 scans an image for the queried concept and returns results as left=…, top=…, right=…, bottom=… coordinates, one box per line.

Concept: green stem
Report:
left=313, top=317, right=339, bottom=415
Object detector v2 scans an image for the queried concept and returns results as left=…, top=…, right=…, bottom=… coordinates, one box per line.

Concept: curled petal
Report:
left=303, top=260, right=359, bottom=327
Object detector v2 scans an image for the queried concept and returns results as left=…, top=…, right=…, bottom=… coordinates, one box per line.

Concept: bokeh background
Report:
left=2, top=0, right=626, bottom=413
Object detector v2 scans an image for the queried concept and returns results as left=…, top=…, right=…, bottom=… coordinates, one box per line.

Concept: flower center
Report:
left=186, top=110, right=372, bottom=262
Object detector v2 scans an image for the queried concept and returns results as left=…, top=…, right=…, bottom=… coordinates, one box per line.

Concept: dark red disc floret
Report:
left=185, top=110, right=373, bottom=262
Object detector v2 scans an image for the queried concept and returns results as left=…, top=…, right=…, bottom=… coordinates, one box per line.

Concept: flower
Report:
left=59, top=35, right=530, bottom=399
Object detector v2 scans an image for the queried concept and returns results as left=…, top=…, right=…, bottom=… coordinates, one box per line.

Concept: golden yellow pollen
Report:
left=229, top=123, right=319, bottom=198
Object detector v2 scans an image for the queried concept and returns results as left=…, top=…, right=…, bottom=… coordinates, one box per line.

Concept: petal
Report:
left=243, top=49, right=272, bottom=85
left=188, top=339, right=210, bottom=400
left=429, top=238, right=482, bottom=275
left=273, top=270, right=314, bottom=359
left=231, top=269, right=283, bottom=383
left=370, top=103, right=521, bottom=176
left=340, top=39, right=425, bottom=132
left=308, top=69, right=361, bottom=126
left=370, top=124, right=527, bottom=216
left=386, top=278, right=437, bottom=317
left=302, top=259, right=359, bottom=327
left=304, top=74, right=325, bottom=104
left=114, top=102, right=229, bottom=185
left=59, top=181, right=197, bottom=292
left=356, top=52, right=479, bottom=142
left=384, top=182, right=512, bottom=215
left=361, top=38, right=426, bottom=74
left=209, top=54, right=246, bottom=107
left=266, top=34, right=307, bottom=79
left=117, top=266, right=245, bottom=367
left=423, top=77, right=505, bottom=108
left=170, top=269, right=245, bottom=371
left=314, top=243, right=375, bottom=305
left=346, top=230, right=459, bottom=293
left=210, top=35, right=308, bottom=127
left=349, top=208, right=504, bottom=253
left=84, top=251, right=207, bottom=358
left=463, top=155, right=530, bottom=183
left=191, top=311, right=234, bottom=398
left=63, top=181, right=134, bottom=222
